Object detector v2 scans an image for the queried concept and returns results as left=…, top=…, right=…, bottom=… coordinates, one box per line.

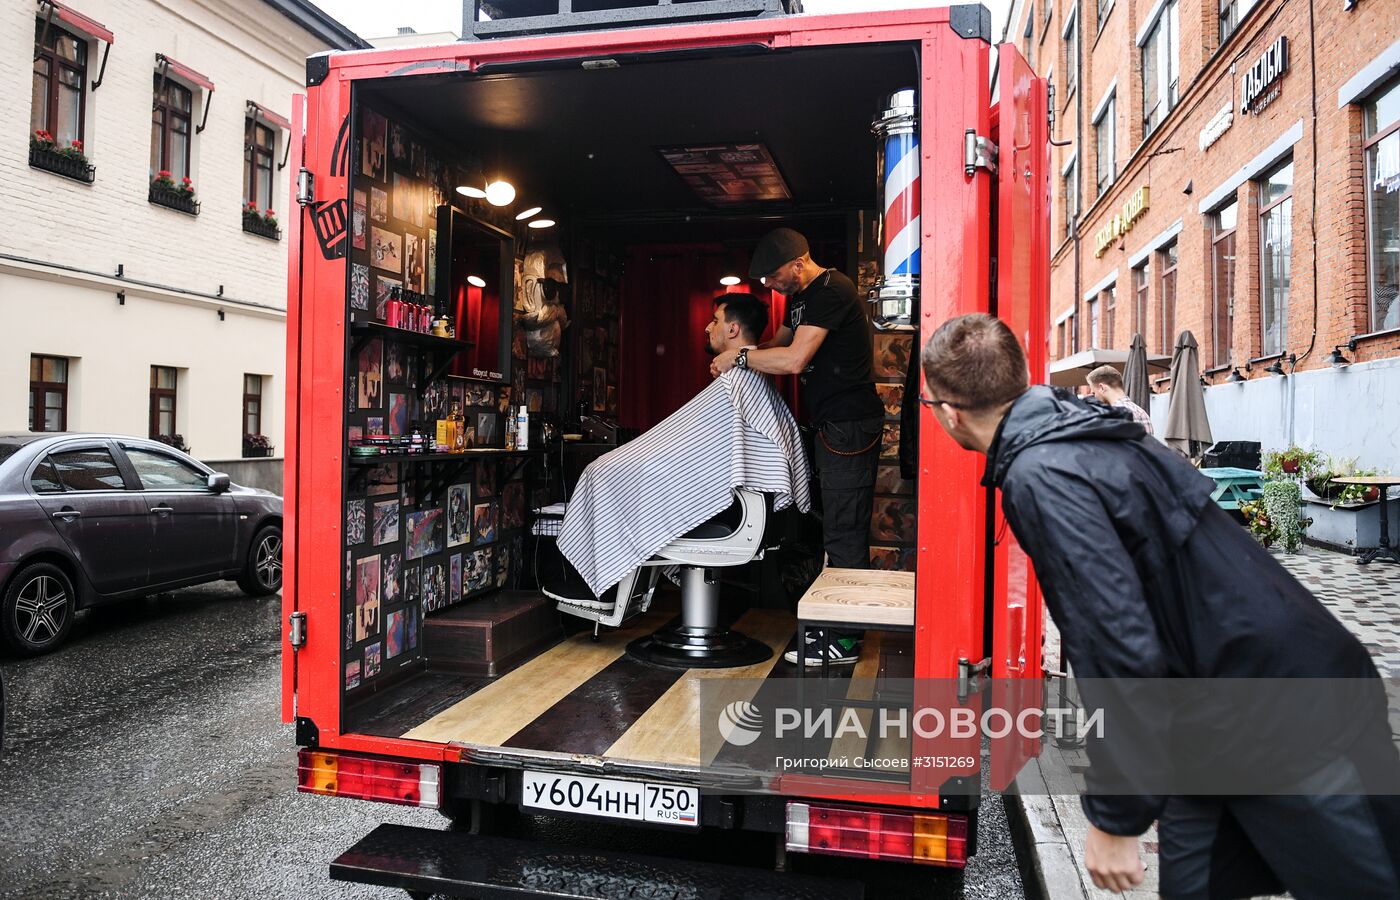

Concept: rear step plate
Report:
left=331, top=823, right=864, bottom=899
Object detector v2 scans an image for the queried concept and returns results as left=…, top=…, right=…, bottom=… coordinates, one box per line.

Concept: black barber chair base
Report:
left=627, top=626, right=772, bottom=669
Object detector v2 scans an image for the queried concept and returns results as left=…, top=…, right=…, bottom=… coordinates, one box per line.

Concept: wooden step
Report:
left=423, top=591, right=563, bottom=677
left=797, top=567, right=915, bottom=628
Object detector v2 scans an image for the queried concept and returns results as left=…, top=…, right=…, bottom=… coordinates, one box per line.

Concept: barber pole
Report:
left=872, top=89, right=919, bottom=330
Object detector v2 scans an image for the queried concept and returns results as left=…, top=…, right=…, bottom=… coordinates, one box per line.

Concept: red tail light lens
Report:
left=297, top=749, right=441, bottom=808
left=786, top=802, right=968, bottom=868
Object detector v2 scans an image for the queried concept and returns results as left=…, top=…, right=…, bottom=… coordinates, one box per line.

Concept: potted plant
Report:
left=243, top=433, right=274, bottom=457
left=1262, top=446, right=1323, bottom=482
left=1305, top=455, right=1382, bottom=506
left=1240, top=499, right=1279, bottom=549
left=150, top=170, right=200, bottom=215
left=154, top=433, right=191, bottom=454
left=29, top=129, right=95, bottom=183
left=242, top=203, right=281, bottom=240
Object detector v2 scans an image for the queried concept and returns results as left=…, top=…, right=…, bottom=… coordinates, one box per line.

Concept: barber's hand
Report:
left=710, top=350, right=738, bottom=378
left=1084, top=825, right=1144, bottom=892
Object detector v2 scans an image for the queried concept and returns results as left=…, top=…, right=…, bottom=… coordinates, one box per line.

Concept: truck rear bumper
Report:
left=332, top=823, right=864, bottom=899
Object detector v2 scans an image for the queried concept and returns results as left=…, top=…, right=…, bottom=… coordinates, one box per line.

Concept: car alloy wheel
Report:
left=14, top=574, right=69, bottom=646
left=255, top=532, right=283, bottom=592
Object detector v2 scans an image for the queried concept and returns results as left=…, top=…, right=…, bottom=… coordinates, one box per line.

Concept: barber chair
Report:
left=545, top=488, right=778, bottom=668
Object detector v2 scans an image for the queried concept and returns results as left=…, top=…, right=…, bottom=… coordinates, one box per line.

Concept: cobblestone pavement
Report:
left=1024, top=545, right=1400, bottom=899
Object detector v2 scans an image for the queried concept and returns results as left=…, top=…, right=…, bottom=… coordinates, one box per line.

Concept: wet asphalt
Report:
left=0, top=582, right=1027, bottom=900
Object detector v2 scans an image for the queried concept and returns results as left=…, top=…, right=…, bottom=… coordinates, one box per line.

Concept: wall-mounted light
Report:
left=467, top=275, right=486, bottom=288
left=1227, top=367, right=1245, bottom=383
left=485, top=180, right=516, bottom=207
left=1264, top=359, right=1286, bottom=376
left=456, top=184, right=486, bottom=199
left=1328, top=346, right=1350, bottom=368
left=217, top=309, right=225, bottom=321
left=116, top=290, right=125, bottom=306
left=527, top=218, right=555, bottom=229
left=719, top=275, right=741, bottom=286
left=515, top=206, right=542, bottom=221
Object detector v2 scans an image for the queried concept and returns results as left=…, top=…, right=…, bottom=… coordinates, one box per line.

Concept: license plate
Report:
left=521, top=771, right=699, bottom=827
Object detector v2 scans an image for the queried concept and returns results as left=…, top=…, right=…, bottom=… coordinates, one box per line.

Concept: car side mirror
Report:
left=208, top=473, right=231, bottom=494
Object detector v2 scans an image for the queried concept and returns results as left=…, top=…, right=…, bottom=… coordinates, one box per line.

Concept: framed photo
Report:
left=370, top=187, right=388, bottom=223
left=364, top=641, right=382, bottom=678
left=371, top=226, right=402, bottom=273
left=407, top=603, right=419, bottom=651
left=346, top=499, right=366, bottom=546
left=352, top=190, right=367, bottom=250
left=869, top=546, right=916, bottom=571
left=381, top=552, right=402, bottom=605
left=404, top=562, right=420, bottom=605
left=366, top=416, right=385, bottom=437
left=405, top=508, right=445, bottom=560
left=473, top=502, right=497, bottom=545
left=365, top=463, right=397, bottom=497
left=374, top=276, right=400, bottom=320
left=422, top=561, right=446, bottom=612
left=448, top=483, right=472, bottom=547
left=875, top=465, right=914, bottom=496
left=873, top=334, right=912, bottom=379
left=360, top=109, right=386, bottom=180
left=476, top=413, right=498, bottom=445
left=475, top=461, right=496, bottom=499
left=386, top=609, right=404, bottom=659
left=450, top=552, right=462, bottom=600
left=875, top=383, right=903, bottom=419
left=357, top=338, right=383, bottom=409
left=372, top=499, right=399, bottom=545
left=354, top=554, right=380, bottom=642
left=871, top=497, right=916, bottom=543
left=351, top=263, right=370, bottom=312
left=345, top=661, right=361, bottom=690
left=880, top=423, right=900, bottom=460
left=388, top=392, right=408, bottom=436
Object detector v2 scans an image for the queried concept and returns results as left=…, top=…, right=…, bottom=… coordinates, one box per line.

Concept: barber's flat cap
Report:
left=748, top=228, right=810, bottom=278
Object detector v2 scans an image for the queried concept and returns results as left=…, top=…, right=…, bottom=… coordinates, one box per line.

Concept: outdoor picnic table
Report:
left=1331, top=476, right=1400, bottom=565
left=1198, top=467, right=1266, bottom=510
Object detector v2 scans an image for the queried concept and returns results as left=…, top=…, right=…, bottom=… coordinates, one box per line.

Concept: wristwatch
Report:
left=735, top=348, right=750, bottom=369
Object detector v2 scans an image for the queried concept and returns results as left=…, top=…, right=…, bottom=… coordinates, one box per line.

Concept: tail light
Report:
left=297, top=749, right=441, bottom=809
left=785, top=802, right=968, bottom=868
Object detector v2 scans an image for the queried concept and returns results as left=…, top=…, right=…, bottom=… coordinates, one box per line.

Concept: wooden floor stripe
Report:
left=602, top=609, right=793, bottom=767
left=401, top=610, right=672, bottom=746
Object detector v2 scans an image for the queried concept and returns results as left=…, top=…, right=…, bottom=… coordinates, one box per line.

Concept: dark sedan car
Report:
left=0, top=433, right=282, bottom=656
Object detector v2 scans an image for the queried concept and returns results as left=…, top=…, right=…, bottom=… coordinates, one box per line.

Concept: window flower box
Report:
left=29, top=138, right=95, bottom=184
left=150, top=171, right=200, bottom=216
left=243, top=434, right=274, bottom=458
left=242, top=204, right=281, bottom=241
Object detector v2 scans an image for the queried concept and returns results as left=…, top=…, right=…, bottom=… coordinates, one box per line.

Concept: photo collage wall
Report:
left=342, top=102, right=553, bottom=698
left=570, top=238, right=622, bottom=419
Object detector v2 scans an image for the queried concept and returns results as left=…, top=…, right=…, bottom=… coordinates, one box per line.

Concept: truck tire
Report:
left=2, top=562, right=77, bottom=656
left=238, top=525, right=283, bottom=596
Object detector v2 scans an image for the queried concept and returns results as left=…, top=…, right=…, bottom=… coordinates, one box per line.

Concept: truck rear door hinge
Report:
left=296, top=168, right=314, bottom=207
left=964, top=130, right=998, bottom=177
left=289, top=611, right=307, bottom=648
left=957, top=655, right=992, bottom=700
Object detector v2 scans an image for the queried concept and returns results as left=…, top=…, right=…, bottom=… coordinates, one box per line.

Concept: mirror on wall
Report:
left=438, top=205, right=514, bottom=383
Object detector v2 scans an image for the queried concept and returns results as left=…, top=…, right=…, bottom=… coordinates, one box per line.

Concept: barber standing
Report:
left=711, top=229, right=883, bottom=663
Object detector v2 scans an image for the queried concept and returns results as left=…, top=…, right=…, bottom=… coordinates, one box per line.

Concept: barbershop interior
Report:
left=341, top=43, right=924, bottom=774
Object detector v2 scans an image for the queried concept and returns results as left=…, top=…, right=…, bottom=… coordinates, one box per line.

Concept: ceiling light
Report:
left=720, top=275, right=741, bottom=286
left=527, top=218, right=555, bottom=229
left=456, top=185, right=486, bottom=199
left=515, top=206, right=542, bottom=221
left=467, top=275, right=486, bottom=288
left=485, top=180, right=516, bottom=207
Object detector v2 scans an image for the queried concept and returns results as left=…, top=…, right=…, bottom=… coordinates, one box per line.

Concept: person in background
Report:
left=919, top=312, right=1400, bottom=898
left=1085, top=364, right=1153, bottom=435
left=710, top=228, right=883, bottom=667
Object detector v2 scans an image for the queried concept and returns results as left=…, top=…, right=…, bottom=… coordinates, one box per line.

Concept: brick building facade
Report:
left=3, top=0, right=363, bottom=461
left=1007, top=0, right=1400, bottom=459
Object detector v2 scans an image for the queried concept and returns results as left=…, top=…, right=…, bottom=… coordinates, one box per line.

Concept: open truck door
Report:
left=988, top=42, right=1049, bottom=790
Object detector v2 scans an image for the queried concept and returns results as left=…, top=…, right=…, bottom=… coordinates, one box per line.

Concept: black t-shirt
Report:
left=784, top=269, right=883, bottom=425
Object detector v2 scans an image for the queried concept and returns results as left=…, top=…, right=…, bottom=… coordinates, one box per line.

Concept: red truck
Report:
left=283, top=2, right=1049, bottom=896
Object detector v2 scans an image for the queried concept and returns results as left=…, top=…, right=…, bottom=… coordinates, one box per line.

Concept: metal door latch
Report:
left=964, top=130, right=998, bottom=177
left=957, top=655, right=992, bottom=700
left=289, top=611, right=307, bottom=648
left=296, top=168, right=314, bottom=207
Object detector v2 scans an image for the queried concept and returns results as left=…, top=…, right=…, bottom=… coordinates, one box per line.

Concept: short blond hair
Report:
left=1086, top=365, right=1124, bottom=389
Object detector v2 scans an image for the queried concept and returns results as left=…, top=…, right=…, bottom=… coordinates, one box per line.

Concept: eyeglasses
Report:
left=918, top=396, right=970, bottom=411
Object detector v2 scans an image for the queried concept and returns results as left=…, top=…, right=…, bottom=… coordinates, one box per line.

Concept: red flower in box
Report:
left=32, top=129, right=55, bottom=145
left=70, top=139, right=82, bottom=149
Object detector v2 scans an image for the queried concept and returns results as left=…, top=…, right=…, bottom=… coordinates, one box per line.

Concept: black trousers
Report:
left=812, top=417, right=882, bottom=569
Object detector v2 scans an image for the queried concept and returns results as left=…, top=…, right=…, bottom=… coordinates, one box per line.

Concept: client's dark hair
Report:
left=715, top=292, right=769, bottom=343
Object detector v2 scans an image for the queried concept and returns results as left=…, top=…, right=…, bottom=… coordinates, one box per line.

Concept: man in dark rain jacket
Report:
left=920, top=313, right=1400, bottom=899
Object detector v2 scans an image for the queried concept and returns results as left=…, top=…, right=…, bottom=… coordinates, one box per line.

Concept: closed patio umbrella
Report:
left=1164, top=330, right=1214, bottom=460
left=1122, top=332, right=1152, bottom=411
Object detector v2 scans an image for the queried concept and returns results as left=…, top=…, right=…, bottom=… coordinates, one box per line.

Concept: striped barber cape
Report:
left=558, top=368, right=812, bottom=597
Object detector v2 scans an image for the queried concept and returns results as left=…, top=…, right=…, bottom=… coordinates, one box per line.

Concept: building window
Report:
left=245, top=120, right=275, bottom=215
left=1024, top=9, right=1035, bottom=69
left=150, top=366, right=178, bottom=440
left=1095, top=94, right=1116, bottom=196
left=31, top=19, right=87, bottom=148
left=1097, top=0, right=1114, bottom=31
left=1258, top=159, right=1294, bottom=356
left=1057, top=321, right=1066, bottom=358
left=1063, top=16, right=1078, bottom=101
left=244, top=374, right=263, bottom=438
left=1158, top=241, right=1178, bottom=355
left=1219, top=0, right=1257, bottom=44
left=1062, top=159, right=1079, bottom=240
left=1133, top=262, right=1149, bottom=339
left=1103, top=285, right=1117, bottom=349
left=1364, top=78, right=1400, bottom=332
left=1087, top=296, right=1100, bottom=348
left=1211, top=200, right=1238, bottom=367
left=1068, top=310, right=1080, bottom=353
left=151, top=75, right=192, bottom=182
left=1140, top=0, right=1179, bottom=138
left=29, top=355, right=68, bottom=433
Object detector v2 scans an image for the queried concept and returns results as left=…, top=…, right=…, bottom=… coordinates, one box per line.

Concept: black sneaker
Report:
left=784, top=634, right=860, bottom=667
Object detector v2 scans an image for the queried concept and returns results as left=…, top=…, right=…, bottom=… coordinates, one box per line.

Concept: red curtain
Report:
left=619, top=244, right=799, bottom=431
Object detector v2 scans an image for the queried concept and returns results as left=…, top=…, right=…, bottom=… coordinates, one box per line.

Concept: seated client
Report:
left=556, top=293, right=812, bottom=599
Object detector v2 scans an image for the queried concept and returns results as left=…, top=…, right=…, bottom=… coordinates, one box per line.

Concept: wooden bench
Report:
left=796, top=568, right=914, bottom=677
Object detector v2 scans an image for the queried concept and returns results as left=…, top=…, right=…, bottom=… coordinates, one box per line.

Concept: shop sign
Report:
left=1199, top=104, right=1233, bottom=151
left=1093, top=186, right=1150, bottom=258
left=1240, top=37, right=1289, bottom=115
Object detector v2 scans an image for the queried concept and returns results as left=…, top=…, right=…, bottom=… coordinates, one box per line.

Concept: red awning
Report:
left=41, top=1, right=114, bottom=44
left=157, top=53, right=214, bottom=93
left=247, top=101, right=291, bottom=132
